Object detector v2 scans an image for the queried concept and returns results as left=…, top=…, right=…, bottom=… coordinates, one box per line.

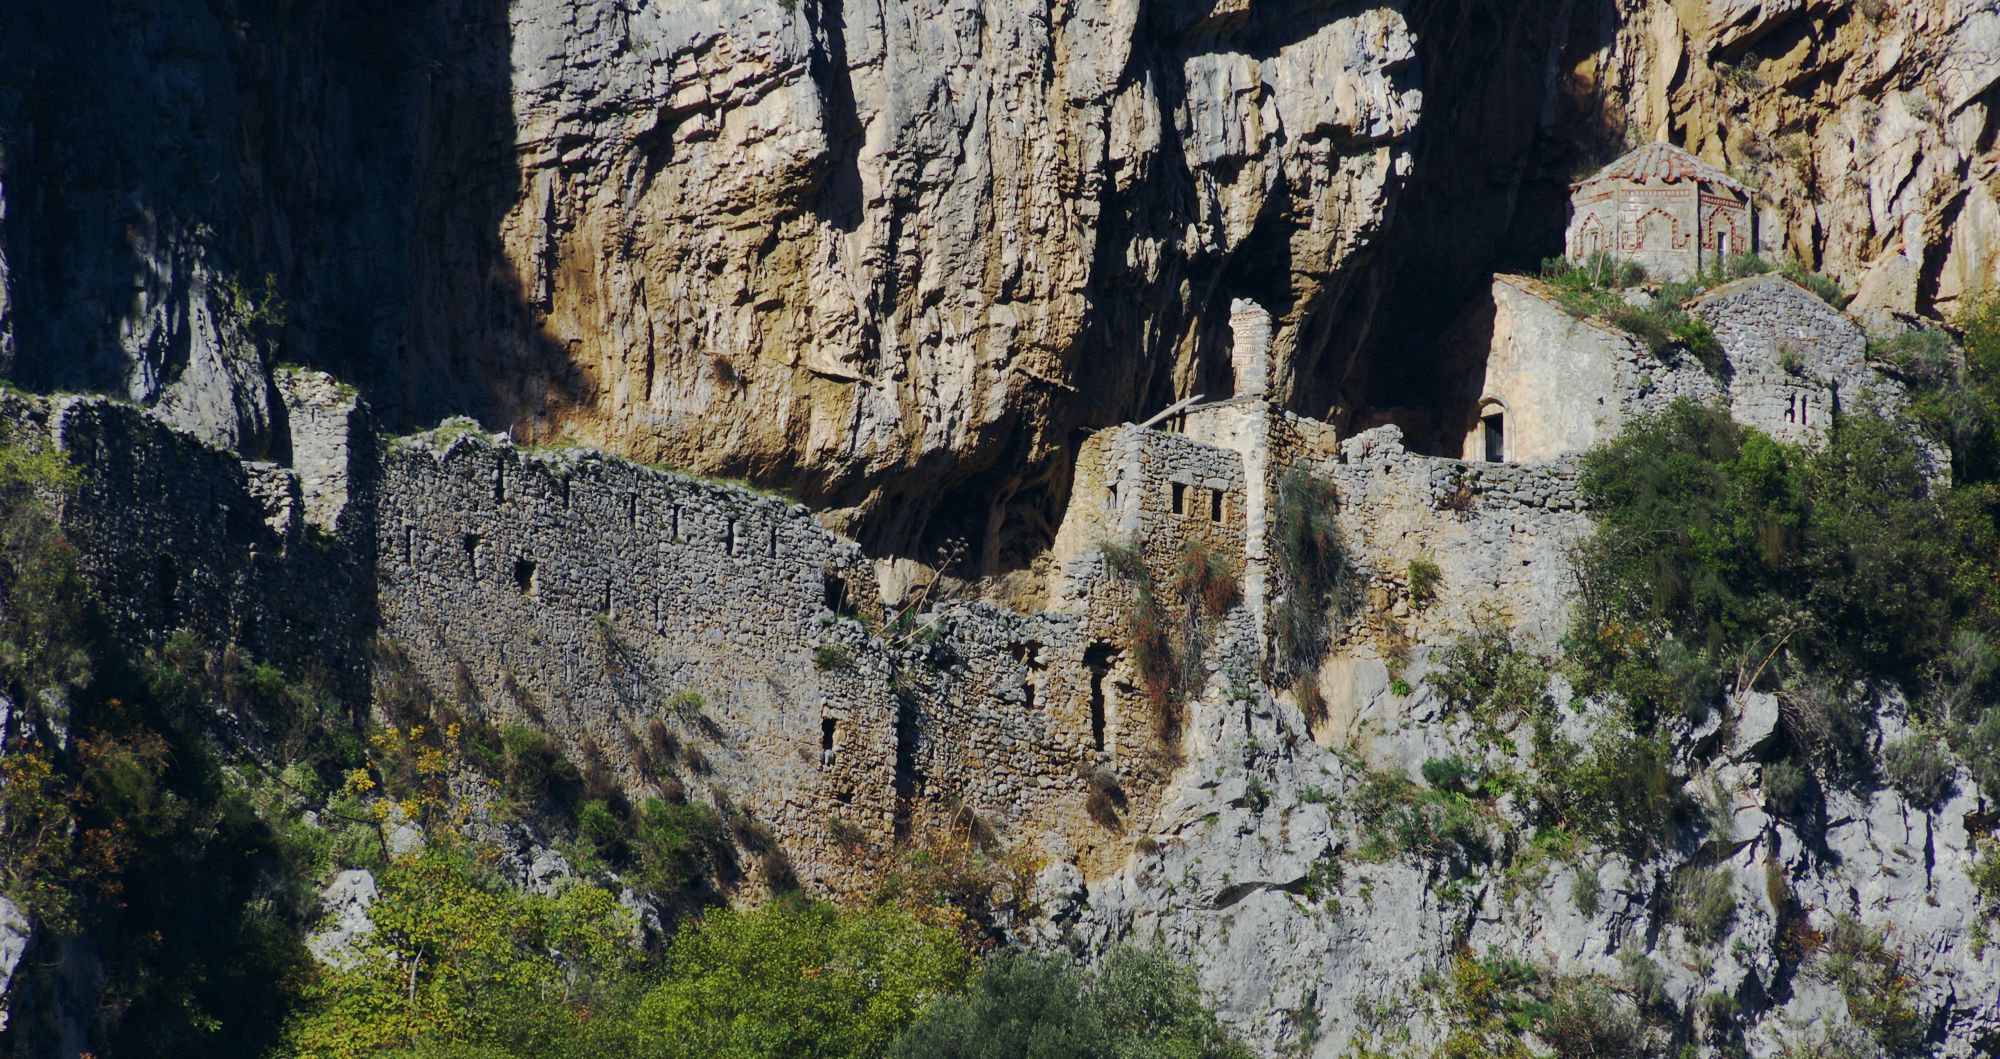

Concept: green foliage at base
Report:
left=638, top=900, right=968, bottom=1059
left=1347, top=949, right=1669, bottom=1058
left=280, top=849, right=641, bottom=1059
left=888, top=946, right=1254, bottom=1059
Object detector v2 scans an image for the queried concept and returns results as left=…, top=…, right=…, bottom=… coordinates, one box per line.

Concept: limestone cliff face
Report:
left=0, top=0, right=1423, bottom=557
left=1578, top=0, right=2000, bottom=315
left=468, top=0, right=1423, bottom=550
left=0, top=0, right=1994, bottom=541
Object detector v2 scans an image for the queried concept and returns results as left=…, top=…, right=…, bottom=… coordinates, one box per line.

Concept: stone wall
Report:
left=274, top=368, right=368, bottom=536
left=371, top=426, right=1196, bottom=889
left=1328, top=424, right=1587, bottom=648
left=7, top=393, right=369, bottom=696
left=1050, top=422, right=1249, bottom=613
left=1692, top=273, right=1887, bottom=445
left=373, top=429, right=909, bottom=893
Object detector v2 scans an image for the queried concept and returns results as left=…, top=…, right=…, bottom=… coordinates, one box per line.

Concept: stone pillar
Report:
left=1229, top=298, right=1272, bottom=398
left=274, top=368, right=365, bottom=535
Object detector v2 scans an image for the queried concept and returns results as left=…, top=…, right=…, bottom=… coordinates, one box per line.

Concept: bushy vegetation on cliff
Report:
left=1537, top=251, right=1847, bottom=376
left=1567, top=290, right=2000, bottom=801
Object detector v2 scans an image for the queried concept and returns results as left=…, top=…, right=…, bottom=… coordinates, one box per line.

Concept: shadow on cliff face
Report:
left=0, top=0, right=591, bottom=444
left=1305, top=0, right=1629, bottom=454
left=899, top=0, right=1632, bottom=579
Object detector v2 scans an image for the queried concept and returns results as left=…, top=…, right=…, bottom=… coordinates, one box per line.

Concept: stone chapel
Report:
left=1564, top=141, right=1757, bottom=280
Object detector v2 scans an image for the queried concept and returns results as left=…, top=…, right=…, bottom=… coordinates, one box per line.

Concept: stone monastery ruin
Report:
left=6, top=141, right=1918, bottom=899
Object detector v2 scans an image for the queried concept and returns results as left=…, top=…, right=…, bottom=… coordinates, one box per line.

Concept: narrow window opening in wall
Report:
left=1011, top=642, right=1043, bottom=711
left=513, top=558, right=538, bottom=596
left=725, top=518, right=738, bottom=556
left=1085, top=642, right=1116, bottom=753
left=562, top=479, right=571, bottom=509
left=823, top=572, right=849, bottom=614
left=1785, top=395, right=1797, bottom=424
left=602, top=579, right=614, bottom=618
left=494, top=462, right=505, bottom=503
left=1718, top=231, right=1731, bottom=256
left=1800, top=394, right=1810, bottom=426
left=1106, top=484, right=1117, bottom=511
left=404, top=526, right=414, bottom=562
left=157, top=556, right=179, bottom=625
left=767, top=525, right=778, bottom=558
left=463, top=534, right=481, bottom=578
left=1210, top=489, right=1224, bottom=522
left=626, top=494, right=637, bottom=526
left=1171, top=482, right=1186, bottom=514
left=821, top=717, right=838, bottom=766
left=1482, top=412, right=1505, bottom=463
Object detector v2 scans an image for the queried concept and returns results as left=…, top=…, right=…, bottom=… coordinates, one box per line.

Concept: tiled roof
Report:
left=1573, top=141, right=1749, bottom=194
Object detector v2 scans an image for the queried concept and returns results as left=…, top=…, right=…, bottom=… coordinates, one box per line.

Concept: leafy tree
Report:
left=634, top=899, right=967, bottom=1059
left=889, top=947, right=1253, bottom=1059
left=280, top=849, right=641, bottom=1059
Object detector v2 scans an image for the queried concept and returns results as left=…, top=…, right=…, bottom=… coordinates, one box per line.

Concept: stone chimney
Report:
left=1229, top=298, right=1272, bottom=398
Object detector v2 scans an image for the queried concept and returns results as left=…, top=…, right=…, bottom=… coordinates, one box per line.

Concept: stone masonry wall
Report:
left=374, top=429, right=907, bottom=894
left=6, top=394, right=369, bottom=697
left=1693, top=273, right=1888, bottom=445
left=1326, top=424, right=1588, bottom=647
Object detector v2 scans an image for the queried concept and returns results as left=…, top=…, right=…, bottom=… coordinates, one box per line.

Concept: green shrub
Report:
left=1407, top=556, right=1442, bottom=611
left=1534, top=727, right=1683, bottom=857
left=1177, top=536, right=1242, bottom=619
left=1819, top=916, right=1925, bottom=1055
left=1428, top=623, right=1552, bottom=733
left=637, top=900, right=969, bottom=1059
left=281, top=848, right=641, bottom=1059
left=1352, top=769, right=1492, bottom=864
left=499, top=724, right=580, bottom=810
left=1570, top=866, right=1602, bottom=917
left=1101, top=541, right=1185, bottom=717
left=1780, top=258, right=1849, bottom=308
left=814, top=643, right=855, bottom=670
left=1671, top=867, right=1738, bottom=947
left=1421, top=755, right=1475, bottom=792
left=632, top=797, right=723, bottom=895
left=667, top=687, right=706, bottom=718
left=1763, top=759, right=1815, bottom=817
left=1971, top=838, right=2000, bottom=909
left=1883, top=734, right=1957, bottom=812
left=888, top=946, right=1252, bottom=1059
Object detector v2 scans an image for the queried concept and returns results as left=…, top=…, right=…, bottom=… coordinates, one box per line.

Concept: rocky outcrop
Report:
left=0, top=897, right=24, bottom=1034
left=1071, top=675, right=2000, bottom=1058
